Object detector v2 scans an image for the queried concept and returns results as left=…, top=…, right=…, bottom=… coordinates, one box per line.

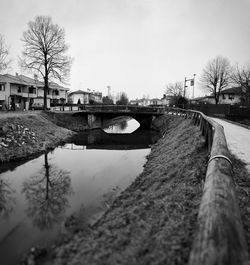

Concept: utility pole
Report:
left=184, top=74, right=196, bottom=98
left=107, top=86, right=111, bottom=97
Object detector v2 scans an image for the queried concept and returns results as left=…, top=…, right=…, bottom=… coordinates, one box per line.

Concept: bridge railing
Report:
left=50, top=104, right=165, bottom=114
left=165, top=107, right=249, bottom=265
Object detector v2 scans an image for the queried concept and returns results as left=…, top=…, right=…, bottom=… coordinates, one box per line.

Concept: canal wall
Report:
left=0, top=112, right=75, bottom=163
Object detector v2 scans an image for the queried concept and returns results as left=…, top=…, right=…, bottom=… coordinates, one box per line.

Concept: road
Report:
left=212, top=118, right=250, bottom=173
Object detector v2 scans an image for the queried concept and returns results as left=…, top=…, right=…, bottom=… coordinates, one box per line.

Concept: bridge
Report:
left=50, top=104, right=165, bottom=129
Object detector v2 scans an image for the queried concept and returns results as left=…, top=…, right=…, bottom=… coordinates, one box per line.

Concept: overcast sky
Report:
left=0, top=0, right=250, bottom=99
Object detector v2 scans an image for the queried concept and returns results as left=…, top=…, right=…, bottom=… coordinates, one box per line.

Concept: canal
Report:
left=0, top=118, right=160, bottom=265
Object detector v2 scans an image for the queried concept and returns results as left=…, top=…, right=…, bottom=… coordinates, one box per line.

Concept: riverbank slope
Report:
left=48, top=115, right=208, bottom=265
left=0, top=111, right=75, bottom=164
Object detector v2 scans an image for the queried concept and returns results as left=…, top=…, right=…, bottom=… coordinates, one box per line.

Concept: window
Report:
left=28, top=86, right=36, bottom=94
left=222, top=94, right=225, bottom=99
left=0, top=84, right=5, bottom=91
left=228, top=94, right=234, bottom=100
left=18, top=86, right=22, bottom=93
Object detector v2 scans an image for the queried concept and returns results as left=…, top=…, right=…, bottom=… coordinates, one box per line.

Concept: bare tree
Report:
left=165, top=82, right=187, bottom=107
left=116, top=92, right=129, bottom=105
left=200, top=56, right=231, bottom=104
left=0, top=34, right=11, bottom=72
left=20, top=16, right=73, bottom=110
left=165, top=82, right=184, bottom=97
left=230, top=63, right=250, bottom=102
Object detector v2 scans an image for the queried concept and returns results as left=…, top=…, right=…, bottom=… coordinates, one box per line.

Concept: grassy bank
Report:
left=0, top=111, right=75, bottom=164
left=48, top=115, right=208, bottom=265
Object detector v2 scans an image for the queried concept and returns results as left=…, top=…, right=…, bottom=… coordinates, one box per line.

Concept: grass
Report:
left=0, top=112, right=74, bottom=163
left=232, top=154, right=250, bottom=255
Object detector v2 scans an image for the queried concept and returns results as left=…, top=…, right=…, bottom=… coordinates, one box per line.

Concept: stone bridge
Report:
left=51, top=105, right=165, bottom=129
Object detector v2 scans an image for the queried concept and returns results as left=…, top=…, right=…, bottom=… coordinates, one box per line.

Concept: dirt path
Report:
left=212, top=118, right=250, bottom=174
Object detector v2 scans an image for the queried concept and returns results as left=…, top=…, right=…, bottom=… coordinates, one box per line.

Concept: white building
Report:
left=0, top=73, right=69, bottom=110
left=68, top=90, right=102, bottom=104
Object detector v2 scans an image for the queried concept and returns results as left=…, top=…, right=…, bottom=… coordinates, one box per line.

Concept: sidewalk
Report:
left=212, top=118, right=250, bottom=174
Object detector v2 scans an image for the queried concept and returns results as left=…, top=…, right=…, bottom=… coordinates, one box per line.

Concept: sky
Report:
left=0, top=0, right=250, bottom=100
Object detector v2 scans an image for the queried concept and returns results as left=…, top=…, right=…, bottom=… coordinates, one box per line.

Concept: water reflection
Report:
left=0, top=118, right=160, bottom=264
left=68, top=128, right=160, bottom=150
left=0, top=178, right=15, bottom=219
left=104, top=119, right=129, bottom=133
left=22, top=153, right=72, bottom=230
left=103, top=118, right=137, bottom=134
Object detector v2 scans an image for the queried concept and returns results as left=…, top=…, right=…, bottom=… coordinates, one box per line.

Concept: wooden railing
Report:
left=165, top=107, right=249, bottom=265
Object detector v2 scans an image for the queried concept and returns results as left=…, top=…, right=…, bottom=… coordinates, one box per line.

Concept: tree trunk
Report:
left=44, top=75, right=48, bottom=110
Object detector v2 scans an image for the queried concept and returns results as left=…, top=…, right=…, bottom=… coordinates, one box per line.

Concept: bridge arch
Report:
left=72, top=112, right=160, bottom=129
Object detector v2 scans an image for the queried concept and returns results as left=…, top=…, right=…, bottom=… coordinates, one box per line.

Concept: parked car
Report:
left=31, top=103, right=44, bottom=110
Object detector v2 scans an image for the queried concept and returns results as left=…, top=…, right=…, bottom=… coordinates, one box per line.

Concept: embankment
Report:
left=0, top=112, right=75, bottom=164
left=44, top=112, right=89, bottom=131
left=50, top=115, right=208, bottom=265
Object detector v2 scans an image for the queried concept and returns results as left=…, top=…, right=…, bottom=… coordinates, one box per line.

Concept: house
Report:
left=219, top=87, right=243, bottom=105
left=129, top=98, right=150, bottom=106
left=190, top=95, right=215, bottom=104
left=161, top=94, right=175, bottom=106
left=0, top=73, right=69, bottom=110
left=67, top=90, right=91, bottom=104
left=150, top=98, right=162, bottom=105
left=89, top=91, right=102, bottom=103
left=68, top=90, right=103, bottom=104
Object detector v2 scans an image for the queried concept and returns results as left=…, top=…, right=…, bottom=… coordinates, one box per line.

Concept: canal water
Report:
left=0, top=118, right=160, bottom=265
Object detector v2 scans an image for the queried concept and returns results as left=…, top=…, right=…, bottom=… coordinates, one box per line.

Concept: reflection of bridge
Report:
left=63, top=128, right=160, bottom=150
left=51, top=105, right=165, bottom=129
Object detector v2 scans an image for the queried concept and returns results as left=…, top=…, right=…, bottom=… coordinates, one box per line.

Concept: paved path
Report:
left=212, top=118, right=250, bottom=173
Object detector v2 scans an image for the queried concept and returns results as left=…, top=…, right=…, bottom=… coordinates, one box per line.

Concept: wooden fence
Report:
left=165, top=107, right=249, bottom=265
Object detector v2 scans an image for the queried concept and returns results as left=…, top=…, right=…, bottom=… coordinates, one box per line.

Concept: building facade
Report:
left=68, top=90, right=102, bottom=104
left=0, top=73, right=68, bottom=110
left=219, top=87, right=242, bottom=105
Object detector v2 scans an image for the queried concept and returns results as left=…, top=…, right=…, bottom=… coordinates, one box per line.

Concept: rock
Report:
left=2, top=124, right=9, bottom=133
left=0, top=127, right=5, bottom=137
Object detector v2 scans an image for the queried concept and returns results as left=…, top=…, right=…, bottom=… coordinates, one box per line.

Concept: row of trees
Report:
left=102, top=92, right=129, bottom=105
left=165, top=56, right=250, bottom=105
left=0, top=16, right=73, bottom=110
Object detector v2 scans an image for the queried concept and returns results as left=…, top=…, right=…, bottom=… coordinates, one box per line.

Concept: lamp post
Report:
left=184, top=74, right=196, bottom=98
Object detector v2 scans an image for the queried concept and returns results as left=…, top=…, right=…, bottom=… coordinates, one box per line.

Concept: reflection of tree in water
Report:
left=118, top=120, right=128, bottom=131
left=0, top=178, right=15, bottom=218
left=22, top=153, right=72, bottom=230
left=106, top=119, right=128, bottom=132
